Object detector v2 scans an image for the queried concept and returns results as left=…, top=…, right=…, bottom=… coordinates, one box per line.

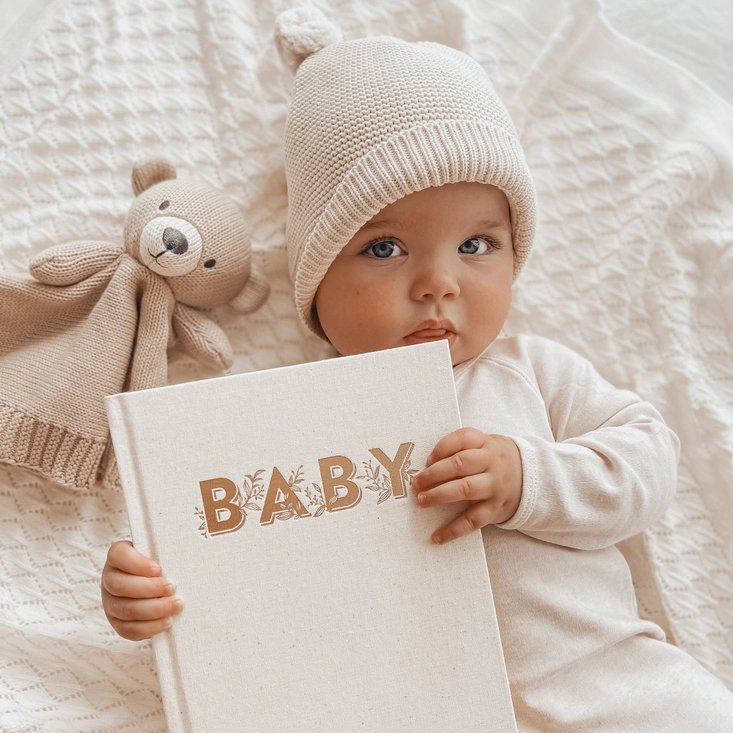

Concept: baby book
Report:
left=105, top=341, right=517, bottom=733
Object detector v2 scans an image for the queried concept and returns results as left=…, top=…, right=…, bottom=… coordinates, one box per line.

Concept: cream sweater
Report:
left=458, top=335, right=733, bottom=731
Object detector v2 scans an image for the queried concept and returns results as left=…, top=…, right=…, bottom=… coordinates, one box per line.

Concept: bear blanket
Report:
left=0, top=159, right=269, bottom=490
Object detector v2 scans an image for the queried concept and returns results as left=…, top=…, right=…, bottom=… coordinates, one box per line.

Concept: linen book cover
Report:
left=105, top=341, right=517, bottom=733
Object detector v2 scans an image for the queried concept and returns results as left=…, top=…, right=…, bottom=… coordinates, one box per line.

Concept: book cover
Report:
left=105, top=341, right=517, bottom=733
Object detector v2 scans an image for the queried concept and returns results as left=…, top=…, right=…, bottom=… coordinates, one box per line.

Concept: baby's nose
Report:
left=410, top=264, right=460, bottom=301
left=162, top=227, right=189, bottom=255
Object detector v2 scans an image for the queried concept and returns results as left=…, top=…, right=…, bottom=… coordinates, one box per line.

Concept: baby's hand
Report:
left=412, top=428, right=523, bottom=544
left=101, top=540, right=183, bottom=641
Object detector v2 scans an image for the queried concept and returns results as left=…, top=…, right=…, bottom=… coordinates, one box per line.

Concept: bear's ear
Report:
left=131, top=158, right=177, bottom=197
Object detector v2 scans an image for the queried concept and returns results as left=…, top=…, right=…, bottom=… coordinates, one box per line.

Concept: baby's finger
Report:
left=425, top=427, right=486, bottom=467
left=102, top=564, right=175, bottom=600
left=110, top=616, right=176, bottom=642
left=102, top=587, right=184, bottom=623
left=417, top=473, right=493, bottom=507
left=106, top=540, right=161, bottom=578
left=413, top=448, right=488, bottom=493
left=432, top=501, right=495, bottom=544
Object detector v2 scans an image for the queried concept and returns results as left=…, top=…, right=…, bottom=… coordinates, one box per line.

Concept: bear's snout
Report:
left=138, top=216, right=203, bottom=277
left=162, top=227, right=189, bottom=255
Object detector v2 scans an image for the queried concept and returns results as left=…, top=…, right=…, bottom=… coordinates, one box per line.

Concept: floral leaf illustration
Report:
left=399, top=458, right=418, bottom=491
left=241, top=477, right=252, bottom=503
left=358, top=460, right=392, bottom=500
left=194, top=507, right=209, bottom=538
left=305, top=483, right=323, bottom=504
left=288, top=465, right=305, bottom=488
left=303, top=482, right=326, bottom=516
left=243, top=470, right=266, bottom=504
left=244, top=503, right=261, bottom=512
left=359, top=462, right=377, bottom=491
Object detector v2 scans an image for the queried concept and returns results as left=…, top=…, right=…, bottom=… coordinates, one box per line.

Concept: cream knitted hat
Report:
left=276, top=7, right=537, bottom=338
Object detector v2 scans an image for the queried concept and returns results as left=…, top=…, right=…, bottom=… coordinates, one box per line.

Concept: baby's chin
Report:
left=397, top=332, right=492, bottom=367
left=401, top=331, right=470, bottom=367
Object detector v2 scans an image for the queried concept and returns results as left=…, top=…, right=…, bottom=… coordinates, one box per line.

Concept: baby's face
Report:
left=314, top=182, right=514, bottom=366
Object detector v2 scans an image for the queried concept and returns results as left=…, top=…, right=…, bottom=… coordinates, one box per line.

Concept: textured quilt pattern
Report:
left=1, top=0, right=731, bottom=729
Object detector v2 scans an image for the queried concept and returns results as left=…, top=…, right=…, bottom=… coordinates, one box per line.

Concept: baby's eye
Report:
left=367, top=240, right=404, bottom=258
left=458, top=237, right=491, bottom=255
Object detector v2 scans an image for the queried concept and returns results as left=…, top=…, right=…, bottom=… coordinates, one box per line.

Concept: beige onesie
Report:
left=455, top=335, right=733, bottom=732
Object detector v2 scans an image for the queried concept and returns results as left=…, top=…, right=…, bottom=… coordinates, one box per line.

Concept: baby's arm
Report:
left=497, top=338, right=680, bottom=550
left=497, top=338, right=678, bottom=549
left=414, top=337, right=680, bottom=550
left=101, top=540, right=183, bottom=640
left=498, top=396, right=678, bottom=550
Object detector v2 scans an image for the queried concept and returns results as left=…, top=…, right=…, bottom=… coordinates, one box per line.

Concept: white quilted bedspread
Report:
left=1, top=0, right=732, bottom=730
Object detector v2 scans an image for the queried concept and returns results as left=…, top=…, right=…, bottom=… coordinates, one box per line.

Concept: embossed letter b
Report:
left=319, top=455, right=361, bottom=512
left=199, top=478, right=245, bottom=536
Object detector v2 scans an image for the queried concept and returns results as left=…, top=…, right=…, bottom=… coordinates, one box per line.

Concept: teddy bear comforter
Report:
left=0, top=159, right=269, bottom=490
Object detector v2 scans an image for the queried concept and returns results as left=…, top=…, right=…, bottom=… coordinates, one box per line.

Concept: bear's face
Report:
left=123, top=163, right=252, bottom=309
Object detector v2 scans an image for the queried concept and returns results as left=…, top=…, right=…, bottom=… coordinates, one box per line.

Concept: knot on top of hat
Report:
left=274, top=6, right=342, bottom=73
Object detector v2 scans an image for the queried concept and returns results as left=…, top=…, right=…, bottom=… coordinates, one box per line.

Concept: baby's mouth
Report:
left=404, top=327, right=456, bottom=347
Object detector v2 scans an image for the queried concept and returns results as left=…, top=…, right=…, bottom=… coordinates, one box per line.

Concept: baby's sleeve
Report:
left=496, top=337, right=680, bottom=550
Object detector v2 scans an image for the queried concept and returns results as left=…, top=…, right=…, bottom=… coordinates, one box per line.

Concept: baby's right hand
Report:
left=101, top=540, right=183, bottom=641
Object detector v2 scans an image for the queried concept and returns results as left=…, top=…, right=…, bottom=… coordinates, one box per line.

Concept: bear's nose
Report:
left=139, top=215, right=203, bottom=277
left=162, top=227, right=189, bottom=255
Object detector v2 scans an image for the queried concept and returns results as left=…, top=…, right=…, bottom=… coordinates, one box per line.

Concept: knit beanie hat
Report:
left=276, top=7, right=537, bottom=338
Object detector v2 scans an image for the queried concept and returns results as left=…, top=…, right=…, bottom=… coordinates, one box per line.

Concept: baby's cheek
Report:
left=352, top=287, right=390, bottom=321
left=358, top=285, right=402, bottom=322
left=316, top=261, right=407, bottom=354
left=331, top=291, right=395, bottom=353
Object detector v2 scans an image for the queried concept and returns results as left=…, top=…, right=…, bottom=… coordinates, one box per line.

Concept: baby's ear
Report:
left=131, top=158, right=177, bottom=197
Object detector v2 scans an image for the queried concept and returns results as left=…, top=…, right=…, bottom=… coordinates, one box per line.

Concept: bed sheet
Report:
left=602, top=0, right=733, bottom=105
left=0, top=0, right=731, bottom=730
left=3, top=0, right=731, bottom=102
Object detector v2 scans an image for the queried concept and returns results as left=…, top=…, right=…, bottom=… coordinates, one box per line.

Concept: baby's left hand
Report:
left=412, top=428, right=523, bottom=544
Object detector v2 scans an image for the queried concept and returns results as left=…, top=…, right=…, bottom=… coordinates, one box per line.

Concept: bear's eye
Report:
left=159, top=200, right=170, bottom=210
left=204, top=259, right=216, bottom=269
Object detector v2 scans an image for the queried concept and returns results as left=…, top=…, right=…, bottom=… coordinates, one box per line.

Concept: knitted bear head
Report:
left=123, top=158, right=264, bottom=310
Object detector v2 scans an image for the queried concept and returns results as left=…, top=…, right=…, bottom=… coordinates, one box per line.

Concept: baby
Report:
left=102, top=8, right=733, bottom=730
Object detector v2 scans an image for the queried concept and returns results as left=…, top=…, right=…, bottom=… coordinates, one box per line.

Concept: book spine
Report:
left=105, top=395, right=193, bottom=733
